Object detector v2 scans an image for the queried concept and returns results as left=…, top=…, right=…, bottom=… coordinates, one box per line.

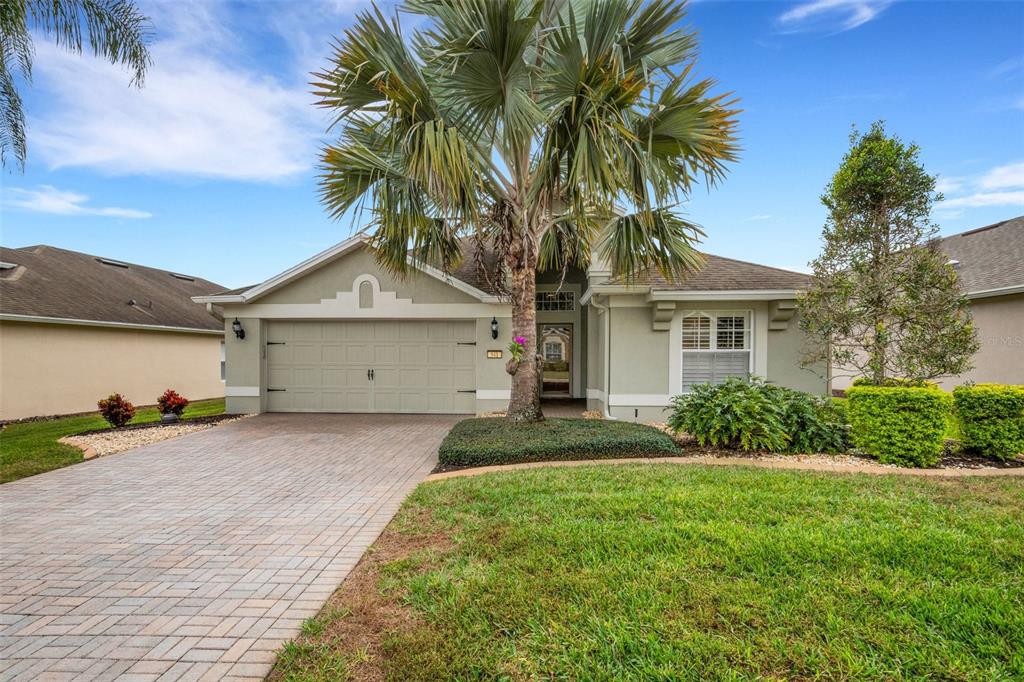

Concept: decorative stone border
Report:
left=60, top=415, right=251, bottom=459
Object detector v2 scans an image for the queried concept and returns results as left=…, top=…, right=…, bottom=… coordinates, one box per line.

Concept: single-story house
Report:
left=195, top=237, right=825, bottom=421
left=0, top=245, right=226, bottom=421
left=831, top=216, right=1023, bottom=391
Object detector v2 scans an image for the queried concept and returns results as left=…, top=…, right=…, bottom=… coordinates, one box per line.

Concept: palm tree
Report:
left=1, top=0, right=152, bottom=169
left=314, top=0, right=739, bottom=421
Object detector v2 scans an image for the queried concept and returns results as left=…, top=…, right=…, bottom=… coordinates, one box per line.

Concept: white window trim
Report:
left=669, top=308, right=763, bottom=394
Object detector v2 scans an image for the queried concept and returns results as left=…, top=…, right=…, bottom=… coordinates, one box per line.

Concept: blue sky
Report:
left=3, top=0, right=1023, bottom=288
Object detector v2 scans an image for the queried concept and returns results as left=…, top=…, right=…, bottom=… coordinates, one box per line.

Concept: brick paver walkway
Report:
left=0, top=413, right=454, bottom=681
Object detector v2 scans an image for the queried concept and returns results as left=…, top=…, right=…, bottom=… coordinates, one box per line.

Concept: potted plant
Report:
left=156, top=389, right=189, bottom=423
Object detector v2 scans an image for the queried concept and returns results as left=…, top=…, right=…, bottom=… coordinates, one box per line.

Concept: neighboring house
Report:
left=195, top=236, right=824, bottom=421
left=0, top=245, right=226, bottom=420
left=831, top=216, right=1024, bottom=392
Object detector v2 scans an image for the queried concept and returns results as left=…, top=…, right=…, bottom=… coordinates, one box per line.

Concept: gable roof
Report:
left=936, top=216, right=1023, bottom=296
left=0, top=245, right=225, bottom=332
left=606, top=253, right=811, bottom=291
left=194, top=235, right=502, bottom=304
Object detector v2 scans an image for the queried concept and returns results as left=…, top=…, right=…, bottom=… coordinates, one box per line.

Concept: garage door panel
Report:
left=399, top=345, right=428, bottom=365
left=344, top=343, right=372, bottom=364
left=293, top=367, right=322, bottom=387
left=374, top=344, right=398, bottom=364
left=292, top=344, right=323, bottom=363
left=322, top=344, right=346, bottom=363
left=427, top=346, right=453, bottom=365
left=266, top=320, right=476, bottom=414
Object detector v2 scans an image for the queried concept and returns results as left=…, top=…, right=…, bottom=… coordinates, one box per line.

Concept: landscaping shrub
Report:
left=438, top=418, right=680, bottom=467
left=781, top=389, right=849, bottom=454
left=97, top=393, right=136, bottom=428
left=846, top=385, right=951, bottom=467
left=667, top=377, right=847, bottom=453
left=953, top=384, right=1024, bottom=460
left=157, top=389, right=190, bottom=416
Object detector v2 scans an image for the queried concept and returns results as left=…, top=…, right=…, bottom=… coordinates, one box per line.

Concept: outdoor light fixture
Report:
left=232, top=318, right=245, bottom=340
left=490, top=316, right=499, bottom=340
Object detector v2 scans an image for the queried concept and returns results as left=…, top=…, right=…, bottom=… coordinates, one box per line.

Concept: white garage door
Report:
left=265, top=320, right=476, bottom=414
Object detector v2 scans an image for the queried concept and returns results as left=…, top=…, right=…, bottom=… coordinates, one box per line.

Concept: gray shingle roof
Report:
left=607, top=253, right=811, bottom=290
left=0, top=245, right=226, bottom=331
left=937, top=216, right=1024, bottom=294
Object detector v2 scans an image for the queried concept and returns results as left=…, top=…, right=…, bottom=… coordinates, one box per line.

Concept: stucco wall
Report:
left=831, top=293, right=1024, bottom=391
left=766, top=311, right=829, bottom=394
left=939, top=293, right=1024, bottom=389
left=257, top=246, right=478, bottom=305
left=0, top=321, right=224, bottom=420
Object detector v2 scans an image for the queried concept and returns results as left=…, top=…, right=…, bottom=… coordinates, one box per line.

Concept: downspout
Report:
left=589, top=295, right=613, bottom=419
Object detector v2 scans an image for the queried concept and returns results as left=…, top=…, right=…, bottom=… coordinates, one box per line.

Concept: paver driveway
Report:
left=0, top=413, right=455, bottom=681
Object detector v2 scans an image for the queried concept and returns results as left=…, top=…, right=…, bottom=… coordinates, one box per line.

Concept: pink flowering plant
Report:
left=508, top=335, right=527, bottom=362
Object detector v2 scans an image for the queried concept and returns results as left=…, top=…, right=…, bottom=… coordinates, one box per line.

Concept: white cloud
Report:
left=4, top=185, right=152, bottom=218
left=27, top=1, right=327, bottom=182
left=935, top=176, right=965, bottom=194
left=940, top=191, right=1024, bottom=209
left=989, top=55, right=1024, bottom=80
left=777, top=0, right=892, bottom=33
left=741, top=214, right=773, bottom=222
left=937, top=160, right=1024, bottom=213
left=978, top=161, right=1024, bottom=191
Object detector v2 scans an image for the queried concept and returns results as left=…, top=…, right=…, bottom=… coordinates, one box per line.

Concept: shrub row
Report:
left=667, top=378, right=847, bottom=454
left=438, top=417, right=680, bottom=467
left=846, top=385, right=951, bottom=467
left=847, top=383, right=1024, bottom=466
left=954, top=384, right=1024, bottom=460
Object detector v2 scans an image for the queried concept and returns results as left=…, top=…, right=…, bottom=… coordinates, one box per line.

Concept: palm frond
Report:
left=599, top=207, right=706, bottom=283
left=27, top=0, right=151, bottom=86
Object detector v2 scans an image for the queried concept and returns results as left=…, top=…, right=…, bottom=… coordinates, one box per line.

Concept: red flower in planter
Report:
left=157, top=389, right=190, bottom=416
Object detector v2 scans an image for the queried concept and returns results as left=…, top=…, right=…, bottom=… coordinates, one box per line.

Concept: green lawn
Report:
left=0, top=398, right=225, bottom=484
left=273, top=465, right=1024, bottom=681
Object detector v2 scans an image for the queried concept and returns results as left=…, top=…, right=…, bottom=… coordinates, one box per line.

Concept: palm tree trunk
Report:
left=507, top=263, right=544, bottom=422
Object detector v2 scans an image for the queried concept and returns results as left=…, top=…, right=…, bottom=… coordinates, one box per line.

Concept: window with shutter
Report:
left=681, top=312, right=751, bottom=391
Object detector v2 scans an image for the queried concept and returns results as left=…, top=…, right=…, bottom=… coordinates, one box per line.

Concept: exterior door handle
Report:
left=367, top=369, right=371, bottom=381
left=370, top=369, right=375, bottom=380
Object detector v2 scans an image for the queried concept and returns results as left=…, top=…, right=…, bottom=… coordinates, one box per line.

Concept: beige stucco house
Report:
left=831, top=216, right=1023, bottom=392
left=0, top=245, right=226, bottom=421
left=196, top=236, right=825, bottom=421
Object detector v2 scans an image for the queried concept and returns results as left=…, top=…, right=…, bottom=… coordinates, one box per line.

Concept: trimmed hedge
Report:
left=847, top=385, right=951, bottom=467
left=953, top=384, right=1024, bottom=461
left=438, top=418, right=680, bottom=467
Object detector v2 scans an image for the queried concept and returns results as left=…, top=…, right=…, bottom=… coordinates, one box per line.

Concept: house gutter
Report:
left=967, top=284, right=1024, bottom=299
left=0, top=313, right=223, bottom=335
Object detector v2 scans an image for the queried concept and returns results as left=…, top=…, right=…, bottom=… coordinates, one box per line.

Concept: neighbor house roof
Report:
left=0, top=245, right=226, bottom=332
left=605, top=253, right=811, bottom=291
left=936, top=216, right=1023, bottom=297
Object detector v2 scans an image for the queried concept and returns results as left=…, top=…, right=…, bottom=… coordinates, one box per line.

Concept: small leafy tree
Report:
left=799, top=121, right=979, bottom=385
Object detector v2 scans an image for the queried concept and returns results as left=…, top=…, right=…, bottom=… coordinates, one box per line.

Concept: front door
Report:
left=538, top=323, right=572, bottom=397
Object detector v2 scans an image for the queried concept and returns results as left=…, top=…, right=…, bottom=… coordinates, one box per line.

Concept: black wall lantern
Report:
left=490, top=316, right=499, bottom=340
left=232, top=318, right=246, bottom=340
